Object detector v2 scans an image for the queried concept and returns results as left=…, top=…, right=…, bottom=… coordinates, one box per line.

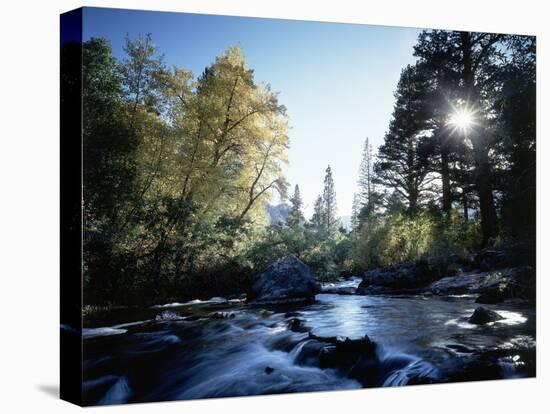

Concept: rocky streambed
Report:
left=77, top=252, right=536, bottom=405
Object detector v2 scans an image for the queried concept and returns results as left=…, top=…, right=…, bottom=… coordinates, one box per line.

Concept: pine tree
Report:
left=351, top=193, right=360, bottom=230
left=311, top=194, right=324, bottom=229
left=322, top=165, right=338, bottom=232
left=414, top=30, right=503, bottom=244
left=373, top=64, right=432, bottom=213
left=287, top=184, right=305, bottom=226
left=499, top=36, right=536, bottom=240
left=357, top=137, right=378, bottom=217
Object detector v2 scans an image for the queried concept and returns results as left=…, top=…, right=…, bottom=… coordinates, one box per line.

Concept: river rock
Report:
left=356, top=260, right=440, bottom=294
left=259, top=310, right=274, bottom=318
left=287, top=317, right=310, bottom=333
left=428, top=266, right=534, bottom=300
left=249, top=255, right=320, bottom=304
left=444, top=348, right=535, bottom=382
left=291, top=332, right=378, bottom=377
left=210, top=311, right=235, bottom=319
left=468, top=306, right=504, bottom=324
left=156, top=310, right=184, bottom=321
left=307, top=333, right=376, bottom=365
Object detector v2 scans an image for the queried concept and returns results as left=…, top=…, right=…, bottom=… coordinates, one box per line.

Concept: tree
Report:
left=170, top=45, right=289, bottom=223
left=414, top=30, right=505, bottom=244
left=322, top=165, right=338, bottom=232
left=350, top=193, right=360, bottom=230
left=311, top=194, right=324, bottom=229
left=81, top=37, right=292, bottom=305
left=494, top=36, right=536, bottom=242
left=413, top=57, right=462, bottom=213
left=374, top=64, right=433, bottom=213
left=80, top=38, right=139, bottom=303
left=115, top=34, right=169, bottom=236
left=357, top=137, right=376, bottom=214
left=82, top=38, right=137, bottom=226
left=121, top=33, right=167, bottom=123
left=287, top=184, right=305, bottom=226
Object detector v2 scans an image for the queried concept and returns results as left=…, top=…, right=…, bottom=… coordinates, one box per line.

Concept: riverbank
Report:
left=83, top=244, right=535, bottom=327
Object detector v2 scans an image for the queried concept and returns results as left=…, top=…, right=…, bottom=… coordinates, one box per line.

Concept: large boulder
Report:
left=443, top=348, right=535, bottom=382
left=356, top=260, right=440, bottom=295
left=249, top=255, right=320, bottom=304
left=428, top=266, right=535, bottom=301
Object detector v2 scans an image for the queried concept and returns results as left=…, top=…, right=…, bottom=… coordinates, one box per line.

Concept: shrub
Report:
left=352, top=210, right=480, bottom=270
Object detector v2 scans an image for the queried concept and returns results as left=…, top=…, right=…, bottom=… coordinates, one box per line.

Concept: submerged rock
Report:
left=249, top=255, right=320, bottom=304
left=155, top=310, right=184, bottom=321
left=287, top=317, right=310, bottom=333
left=291, top=332, right=378, bottom=380
left=210, top=311, right=235, bottom=319
left=259, top=310, right=274, bottom=318
left=317, top=335, right=376, bottom=368
left=468, top=306, right=504, bottom=325
left=304, top=332, right=440, bottom=387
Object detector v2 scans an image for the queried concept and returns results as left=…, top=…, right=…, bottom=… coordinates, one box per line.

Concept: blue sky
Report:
left=83, top=7, right=421, bottom=218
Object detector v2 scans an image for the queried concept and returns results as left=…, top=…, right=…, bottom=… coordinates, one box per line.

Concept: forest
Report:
left=61, top=30, right=535, bottom=308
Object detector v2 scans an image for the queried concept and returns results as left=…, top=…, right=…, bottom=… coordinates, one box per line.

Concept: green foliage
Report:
left=76, top=30, right=534, bottom=307
left=287, top=185, right=305, bottom=226
left=245, top=223, right=353, bottom=282
left=311, top=195, right=324, bottom=229
left=79, top=37, right=289, bottom=306
left=322, top=165, right=338, bottom=232
left=353, top=210, right=480, bottom=269
left=495, top=36, right=536, bottom=242
left=374, top=64, right=433, bottom=212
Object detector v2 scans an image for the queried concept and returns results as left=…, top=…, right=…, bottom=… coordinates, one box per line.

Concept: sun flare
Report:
left=448, top=106, right=477, bottom=135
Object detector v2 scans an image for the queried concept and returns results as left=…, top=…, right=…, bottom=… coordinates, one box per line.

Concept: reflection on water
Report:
left=80, top=278, right=535, bottom=405
left=308, top=294, right=534, bottom=353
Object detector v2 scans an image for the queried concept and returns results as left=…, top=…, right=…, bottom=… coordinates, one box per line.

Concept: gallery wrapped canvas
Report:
left=60, top=6, right=536, bottom=407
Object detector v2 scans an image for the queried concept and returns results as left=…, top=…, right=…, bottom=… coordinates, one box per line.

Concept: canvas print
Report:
left=60, top=7, right=536, bottom=406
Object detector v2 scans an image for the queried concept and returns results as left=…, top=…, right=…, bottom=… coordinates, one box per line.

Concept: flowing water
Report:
left=78, top=277, right=536, bottom=405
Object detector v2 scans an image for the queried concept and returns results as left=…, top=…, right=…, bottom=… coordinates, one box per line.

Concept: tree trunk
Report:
left=408, top=186, right=418, bottom=213
left=462, top=190, right=469, bottom=221
left=472, top=136, right=498, bottom=245
left=460, top=32, right=498, bottom=245
left=441, top=144, right=452, bottom=212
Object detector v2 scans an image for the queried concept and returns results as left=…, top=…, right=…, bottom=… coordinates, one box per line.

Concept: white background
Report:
left=0, top=0, right=548, bottom=412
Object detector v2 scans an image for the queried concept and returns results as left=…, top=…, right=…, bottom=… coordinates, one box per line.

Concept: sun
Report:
left=448, top=106, right=477, bottom=135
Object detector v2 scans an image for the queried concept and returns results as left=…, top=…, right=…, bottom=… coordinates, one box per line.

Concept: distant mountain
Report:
left=265, top=203, right=291, bottom=226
